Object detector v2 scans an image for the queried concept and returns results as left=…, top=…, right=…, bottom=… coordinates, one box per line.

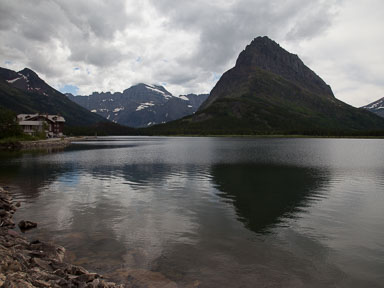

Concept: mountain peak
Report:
left=126, top=83, right=173, bottom=98
left=234, top=36, right=333, bottom=97
left=236, top=36, right=296, bottom=67
left=157, top=38, right=384, bottom=134
left=250, top=36, right=280, bottom=47
left=0, top=66, right=106, bottom=126
left=67, top=84, right=208, bottom=128
left=18, top=67, right=40, bottom=79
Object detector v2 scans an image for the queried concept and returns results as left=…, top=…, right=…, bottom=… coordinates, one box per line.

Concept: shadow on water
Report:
left=211, top=163, right=329, bottom=234
left=67, top=143, right=141, bottom=151
left=0, top=150, right=72, bottom=198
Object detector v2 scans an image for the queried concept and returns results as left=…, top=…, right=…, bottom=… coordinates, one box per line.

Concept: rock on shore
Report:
left=0, top=186, right=124, bottom=288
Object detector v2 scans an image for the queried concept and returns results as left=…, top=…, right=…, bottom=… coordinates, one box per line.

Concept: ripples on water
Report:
left=0, top=137, right=384, bottom=287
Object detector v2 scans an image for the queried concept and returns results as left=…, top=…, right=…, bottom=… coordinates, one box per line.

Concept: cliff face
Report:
left=200, top=36, right=333, bottom=111
left=235, top=37, right=333, bottom=96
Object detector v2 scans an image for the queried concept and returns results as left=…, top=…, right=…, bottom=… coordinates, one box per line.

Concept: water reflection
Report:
left=1, top=137, right=384, bottom=287
left=211, top=164, right=328, bottom=233
left=0, top=152, right=73, bottom=199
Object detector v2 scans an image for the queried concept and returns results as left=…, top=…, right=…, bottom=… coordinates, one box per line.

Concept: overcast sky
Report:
left=0, top=0, right=383, bottom=107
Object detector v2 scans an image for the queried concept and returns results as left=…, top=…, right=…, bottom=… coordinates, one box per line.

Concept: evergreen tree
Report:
left=0, top=107, right=22, bottom=139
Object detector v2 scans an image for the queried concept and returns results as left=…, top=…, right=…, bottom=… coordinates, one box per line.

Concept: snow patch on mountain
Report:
left=145, top=85, right=165, bottom=95
left=362, top=97, right=384, bottom=110
left=136, top=102, right=155, bottom=111
left=6, top=77, right=22, bottom=84
left=66, top=84, right=209, bottom=128
left=144, top=85, right=172, bottom=99
left=178, top=95, right=189, bottom=101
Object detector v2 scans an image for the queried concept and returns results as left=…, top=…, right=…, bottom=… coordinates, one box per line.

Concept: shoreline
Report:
left=75, top=134, right=384, bottom=139
left=1, top=134, right=383, bottom=152
left=0, top=186, right=192, bottom=288
left=18, top=138, right=72, bottom=150
left=0, top=136, right=97, bottom=151
left=0, top=138, right=72, bottom=151
left=148, top=134, right=384, bottom=139
left=0, top=186, right=125, bottom=287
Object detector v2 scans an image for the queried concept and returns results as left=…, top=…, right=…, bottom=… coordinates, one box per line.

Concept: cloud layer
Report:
left=0, top=0, right=383, bottom=106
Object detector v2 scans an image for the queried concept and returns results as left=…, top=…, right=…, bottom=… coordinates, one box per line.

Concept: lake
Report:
left=0, top=136, right=383, bottom=287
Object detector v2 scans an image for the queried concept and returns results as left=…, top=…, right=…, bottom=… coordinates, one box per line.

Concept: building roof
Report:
left=47, top=115, right=65, bottom=122
left=17, top=114, right=65, bottom=123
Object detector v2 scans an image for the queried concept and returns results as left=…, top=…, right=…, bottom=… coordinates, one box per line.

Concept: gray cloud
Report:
left=0, top=0, right=382, bottom=106
left=68, top=43, right=126, bottom=67
left=149, top=0, right=342, bottom=72
left=53, top=1, right=129, bottom=40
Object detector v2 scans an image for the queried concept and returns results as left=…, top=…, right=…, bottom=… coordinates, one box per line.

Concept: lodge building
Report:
left=17, top=114, right=65, bottom=138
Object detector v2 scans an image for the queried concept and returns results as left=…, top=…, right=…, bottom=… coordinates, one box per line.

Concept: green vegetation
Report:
left=0, top=107, right=46, bottom=148
left=146, top=67, right=384, bottom=136
left=0, top=107, right=22, bottom=139
left=0, top=134, right=45, bottom=143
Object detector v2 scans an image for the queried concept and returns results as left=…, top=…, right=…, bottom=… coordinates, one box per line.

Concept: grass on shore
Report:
left=0, top=134, right=45, bottom=144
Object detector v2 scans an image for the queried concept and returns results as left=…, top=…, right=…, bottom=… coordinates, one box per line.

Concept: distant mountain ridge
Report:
left=362, top=97, right=384, bottom=118
left=150, top=36, right=384, bottom=134
left=0, top=67, right=106, bottom=126
left=67, top=84, right=208, bottom=128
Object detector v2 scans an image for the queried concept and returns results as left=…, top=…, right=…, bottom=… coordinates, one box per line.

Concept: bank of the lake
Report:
left=0, top=184, right=195, bottom=288
left=0, top=186, right=127, bottom=287
left=0, top=137, right=94, bottom=151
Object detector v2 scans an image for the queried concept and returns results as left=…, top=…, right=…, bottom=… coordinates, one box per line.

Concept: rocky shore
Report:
left=0, top=138, right=73, bottom=151
left=0, top=186, right=125, bottom=288
left=19, top=138, right=72, bottom=150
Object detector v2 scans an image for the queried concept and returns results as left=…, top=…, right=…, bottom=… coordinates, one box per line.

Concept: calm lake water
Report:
left=1, top=137, right=384, bottom=287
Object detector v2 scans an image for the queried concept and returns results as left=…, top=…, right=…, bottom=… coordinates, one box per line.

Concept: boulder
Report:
left=18, top=220, right=37, bottom=231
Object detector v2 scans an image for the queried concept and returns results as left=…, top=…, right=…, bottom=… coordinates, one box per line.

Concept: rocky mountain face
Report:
left=67, top=84, right=208, bottom=128
left=362, top=97, right=384, bottom=118
left=150, top=36, right=384, bottom=134
left=0, top=68, right=55, bottom=96
left=0, top=67, right=107, bottom=126
left=200, top=36, right=334, bottom=111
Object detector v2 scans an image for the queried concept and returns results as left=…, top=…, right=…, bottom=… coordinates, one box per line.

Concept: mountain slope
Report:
left=67, top=84, right=208, bottom=128
left=149, top=36, right=384, bottom=134
left=362, top=97, right=384, bottom=118
left=0, top=67, right=107, bottom=126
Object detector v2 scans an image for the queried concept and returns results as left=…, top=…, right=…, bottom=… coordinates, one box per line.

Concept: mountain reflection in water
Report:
left=211, top=164, right=327, bottom=233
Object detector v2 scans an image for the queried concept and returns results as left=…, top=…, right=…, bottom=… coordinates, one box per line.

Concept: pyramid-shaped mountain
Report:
left=150, top=36, right=384, bottom=134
